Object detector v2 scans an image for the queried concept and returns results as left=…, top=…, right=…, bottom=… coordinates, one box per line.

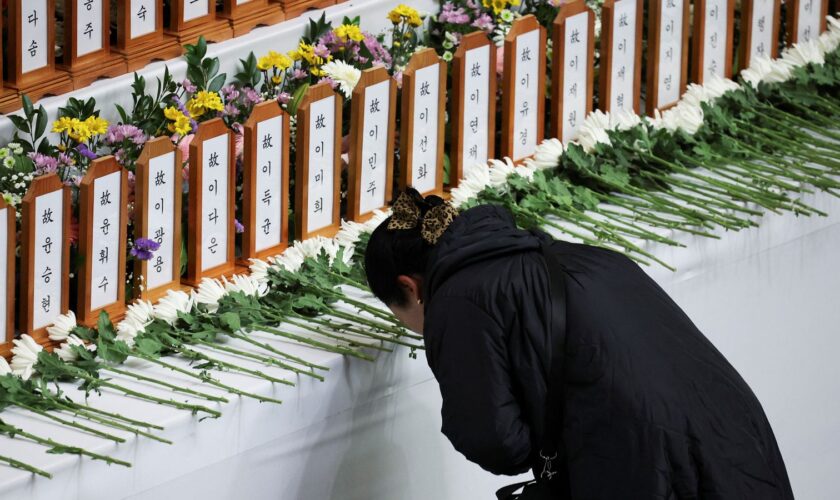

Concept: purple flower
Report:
left=234, top=219, right=244, bottom=234
left=223, top=103, right=240, bottom=118
left=130, top=237, right=161, bottom=261
left=318, top=77, right=337, bottom=89
left=314, top=43, right=331, bottom=59
left=292, top=69, right=308, bottom=80
left=244, top=88, right=262, bottom=105
left=76, top=143, right=98, bottom=160
left=182, top=79, right=197, bottom=93
left=220, top=84, right=240, bottom=102
left=29, top=152, right=59, bottom=175
left=439, top=3, right=471, bottom=24
left=472, top=13, right=495, bottom=31
left=277, top=92, right=291, bottom=104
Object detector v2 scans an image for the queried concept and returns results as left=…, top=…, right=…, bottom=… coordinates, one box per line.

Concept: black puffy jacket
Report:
left=422, top=205, right=793, bottom=499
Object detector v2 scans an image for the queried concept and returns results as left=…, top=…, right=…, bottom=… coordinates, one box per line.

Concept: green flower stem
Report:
left=0, top=454, right=52, bottom=478
left=593, top=193, right=719, bottom=236
left=170, top=342, right=294, bottom=387
left=0, top=420, right=131, bottom=467
left=103, top=366, right=229, bottom=403
left=302, top=315, right=424, bottom=350
left=282, top=317, right=393, bottom=354
left=257, top=324, right=376, bottom=361
left=17, top=403, right=126, bottom=443
left=189, top=340, right=299, bottom=385
left=225, top=330, right=329, bottom=376
left=638, top=169, right=762, bottom=219
left=577, top=205, right=685, bottom=246
left=52, top=397, right=163, bottom=430
left=326, top=308, right=421, bottom=340
left=763, top=106, right=840, bottom=143
left=52, top=403, right=172, bottom=445
left=132, top=353, right=284, bottom=405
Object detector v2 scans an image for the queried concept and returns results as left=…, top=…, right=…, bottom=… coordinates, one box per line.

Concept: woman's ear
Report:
left=396, top=275, right=423, bottom=304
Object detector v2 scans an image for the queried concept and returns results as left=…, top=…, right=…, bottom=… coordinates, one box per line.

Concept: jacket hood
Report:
left=424, top=204, right=542, bottom=301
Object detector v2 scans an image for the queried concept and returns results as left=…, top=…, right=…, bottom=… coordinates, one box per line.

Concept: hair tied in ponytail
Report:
left=386, top=189, right=458, bottom=246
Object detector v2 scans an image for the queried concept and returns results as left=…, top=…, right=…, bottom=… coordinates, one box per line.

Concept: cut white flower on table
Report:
left=224, top=274, right=269, bottom=297
left=46, top=310, right=77, bottom=343
left=194, top=278, right=227, bottom=312
left=54, top=335, right=96, bottom=363
left=11, top=334, right=43, bottom=380
left=154, top=290, right=194, bottom=324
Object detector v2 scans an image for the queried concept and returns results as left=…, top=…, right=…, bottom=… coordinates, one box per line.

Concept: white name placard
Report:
left=359, top=81, right=390, bottom=215
left=749, top=0, right=775, bottom=60
left=89, top=172, right=122, bottom=310
left=76, top=0, right=104, bottom=57
left=410, top=64, right=441, bottom=194
left=307, top=96, right=336, bottom=233
left=797, top=0, right=823, bottom=43
left=702, top=0, right=729, bottom=81
left=33, top=191, right=64, bottom=330
left=21, top=0, right=49, bottom=74
left=201, top=134, right=230, bottom=271
left=461, top=45, right=491, bottom=168
left=131, top=0, right=156, bottom=39
left=512, top=29, right=541, bottom=159
left=146, top=151, right=176, bottom=289
left=562, top=12, right=589, bottom=142
left=609, top=0, right=638, bottom=112
left=255, top=116, right=284, bottom=252
left=184, top=0, right=209, bottom=22
left=656, top=0, right=685, bottom=108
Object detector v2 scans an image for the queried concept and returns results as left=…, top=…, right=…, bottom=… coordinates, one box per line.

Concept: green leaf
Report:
left=218, top=312, right=241, bottom=333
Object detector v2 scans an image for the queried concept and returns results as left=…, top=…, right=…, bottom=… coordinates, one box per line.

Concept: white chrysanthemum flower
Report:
left=670, top=104, right=705, bottom=135
left=0, top=356, right=11, bottom=376
left=703, top=75, right=740, bottom=100
left=321, top=60, right=361, bottom=99
left=153, top=290, right=194, bottom=325
left=335, top=220, right=365, bottom=248
left=193, top=277, right=227, bottom=312
left=740, top=55, right=776, bottom=88
left=362, top=209, right=390, bottom=232
left=275, top=245, right=306, bottom=272
left=577, top=111, right=612, bottom=153
left=529, top=138, right=564, bottom=171
left=125, top=300, right=155, bottom=327
left=782, top=40, right=825, bottom=68
left=488, top=158, right=516, bottom=188
left=763, top=58, right=795, bottom=84
left=514, top=162, right=537, bottom=182
left=610, top=109, right=642, bottom=130
left=320, top=238, right=341, bottom=265
left=11, top=335, right=43, bottom=380
left=295, top=237, right=325, bottom=260
left=116, top=317, right=144, bottom=346
left=54, top=335, right=96, bottom=363
left=46, top=310, right=77, bottom=343
left=248, top=258, right=272, bottom=283
left=224, top=274, right=268, bottom=297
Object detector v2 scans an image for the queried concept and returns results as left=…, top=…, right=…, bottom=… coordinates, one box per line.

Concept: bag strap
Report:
left=535, top=241, right=568, bottom=480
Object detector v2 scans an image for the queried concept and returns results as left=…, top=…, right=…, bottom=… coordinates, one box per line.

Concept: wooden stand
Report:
left=294, top=83, right=343, bottom=240
left=58, top=0, right=127, bottom=89
left=218, top=0, right=286, bottom=37
left=273, top=0, right=335, bottom=21
left=165, top=0, right=234, bottom=46
left=347, top=67, right=396, bottom=222
left=0, top=19, right=20, bottom=113
left=184, top=119, right=237, bottom=286
left=113, top=0, right=181, bottom=72
left=0, top=200, right=15, bottom=359
left=241, top=101, right=291, bottom=263
left=77, top=157, right=128, bottom=326
left=599, top=0, right=644, bottom=113
left=551, top=2, right=595, bottom=142
left=399, top=49, right=446, bottom=197
left=786, top=0, right=829, bottom=45
left=134, top=137, right=188, bottom=302
left=450, top=31, right=496, bottom=187
left=4, top=1, right=73, bottom=111
left=20, top=174, right=71, bottom=346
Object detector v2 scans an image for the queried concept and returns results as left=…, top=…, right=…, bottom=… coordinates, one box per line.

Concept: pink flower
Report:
left=177, top=133, right=195, bottom=164
left=472, top=13, right=494, bottom=32
left=496, top=45, right=505, bottom=75
left=394, top=71, right=404, bottom=89
left=232, top=123, right=244, bottom=160
left=278, top=92, right=291, bottom=104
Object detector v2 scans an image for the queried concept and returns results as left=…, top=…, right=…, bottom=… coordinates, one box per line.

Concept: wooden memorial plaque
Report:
left=0, top=200, right=15, bottom=359
left=501, top=15, right=546, bottom=162
left=4, top=1, right=74, bottom=107
left=20, top=174, right=71, bottom=345
left=241, top=101, right=291, bottom=261
left=451, top=31, right=496, bottom=187
left=786, top=0, right=829, bottom=45
left=77, top=157, right=128, bottom=326
left=58, top=0, right=128, bottom=89
left=274, top=0, right=336, bottom=21
left=113, top=0, right=181, bottom=72
left=0, top=17, right=22, bottom=113
left=399, top=49, right=446, bottom=197
left=165, top=0, right=234, bottom=46
left=294, top=83, right=342, bottom=240
left=218, top=0, right=285, bottom=37
left=740, top=0, right=781, bottom=70
left=347, top=67, right=396, bottom=222
left=551, top=1, right=595, bottom=143
left=599, top=0, right=643, bottom=113
left=134, top=137, right=185, bottom=301
left=646, top=0, right=689, bottom=115
left=691, top=0, right=735, bottom=84
left=185, top=118, right=236, bottom=286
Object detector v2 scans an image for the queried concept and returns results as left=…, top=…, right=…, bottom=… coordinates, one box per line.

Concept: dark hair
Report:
left=364, top=188, right=447, bottom=307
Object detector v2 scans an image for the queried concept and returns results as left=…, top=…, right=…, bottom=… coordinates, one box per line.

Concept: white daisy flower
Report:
left=321, top=60, right=362, bottom=99
left=11, top=335, right=43, bottom=380
left=46, top=310, right=77, bottom=343
left=153, top=290, right=194, bottom=325
left=193, top=278, right=227, bottom=312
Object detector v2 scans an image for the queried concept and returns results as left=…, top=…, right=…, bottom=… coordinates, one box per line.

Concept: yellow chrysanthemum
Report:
left=186, top=90, right=224, bottom=118
left=334, top=24, right=365, bottom=42
left=257, top=55, right=273, bottom=71
left=52, top=117, right=78, bottom=134
left=271, top=75, right=283, bottom=85
left=69, top=122, right=92, bottom=143
left=164, top=107, right=192, bottom=136
left=258, top=50, right=292, bottom=71
left=483, top=0, right=510, bottom=14
left=84, top=115, right=109, bottom=136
